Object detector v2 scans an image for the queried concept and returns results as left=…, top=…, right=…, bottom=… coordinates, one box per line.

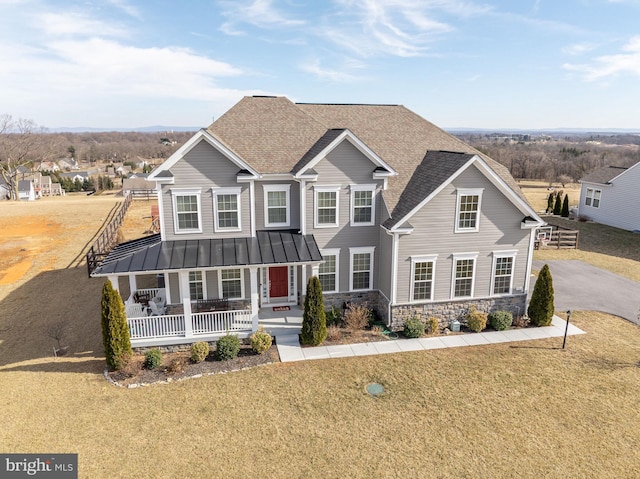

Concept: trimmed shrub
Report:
left=326, top=324, right=342, bottom=341
left=343, top=303, right=370, bottom=331
left=216, top=334, right=241, bottom=361
left=553, top=192, right=562, bottom=215
left=528, top=264, right=555, bottom=326
left=403, top=317, right=425, bottom=338
left=250, top=327, right=272, bottom=354
left=546, top=193, right=554, bottom=213
left=513, top=315, right=531, bottom=328
left=190, top=341, right=210, bottom=363
left=167, top=357, right=188, bottom=375
left=426, top=317, right=439, bottom=335
left=325, top=306, right=342, bottom=327
left=301, top=276, right=327, bottom=346
left=488, top=310, right=513, bottom=331
left=466, top=306, right=487, bottom=333
left=143, top=349, right=162, bottom=370
left=101, top=279, right=132, bottom=371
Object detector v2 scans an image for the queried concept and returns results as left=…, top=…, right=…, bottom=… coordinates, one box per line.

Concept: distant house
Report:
left=578, top=162, right=640, bottom=232
left=18, top=180, right=36, bottom=201
left=0, top=178, right=9, bottom=200
left=116, top=165, right=132, bottom=176
left=122, top=176, right=155, bottom=197
left=37, top=161, right=59, bottom=172
left=58, top=157, right=79, bottom=170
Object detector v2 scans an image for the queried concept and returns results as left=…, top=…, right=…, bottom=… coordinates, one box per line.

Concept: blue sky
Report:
left=1, top=0, right=639, bottom=130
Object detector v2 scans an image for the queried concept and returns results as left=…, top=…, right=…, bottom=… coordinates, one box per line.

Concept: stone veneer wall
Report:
left=134, top=337, right=252, bottom=354
left=389, top=294, right=528, bottom=332
left=322, top=290, right=389, bottom=322
left=228, top=299, right=251, bottom=310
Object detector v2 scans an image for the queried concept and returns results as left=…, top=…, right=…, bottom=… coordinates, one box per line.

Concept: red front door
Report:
left=269, top=266, right=288, bottom=299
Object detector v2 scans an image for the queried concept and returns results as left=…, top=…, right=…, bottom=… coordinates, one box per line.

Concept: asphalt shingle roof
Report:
left=580, top=165, right=628, bottom=184
left=206, top=96, right=528, bottom=222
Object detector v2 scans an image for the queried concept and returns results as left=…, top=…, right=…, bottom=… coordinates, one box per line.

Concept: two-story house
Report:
left=91, top=96, right=543, bottom=348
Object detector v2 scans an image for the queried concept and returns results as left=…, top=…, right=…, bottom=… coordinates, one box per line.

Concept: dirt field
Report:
left=518, top=180, right=581, bottom=213
left=1, top=191, right=639, bottom=478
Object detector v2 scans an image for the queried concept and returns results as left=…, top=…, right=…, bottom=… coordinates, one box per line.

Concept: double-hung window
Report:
left=585, top=187, right=601, bottom=208
left=213, top=187, right=242, bottom=232
left=189, top=271, right=204, bottom=300
left=219, top=269, right=244, bottom=299
left=411, top=256, right=437, bottom=302
left=319, top=249, right=340, bottom=293
left=263, top=184, right=290, bottom=227
left=455, top=188, right=483, bottom=233
left=172, top=189, right=202, bottom=234
left=451, top=253, right=478, bottom=298
left=350, top=185, right=376, bottom=226
left=349, top=247, right=374, bottom=291
left=491, top=251, right=517, bottom=295
left=315, top=186, right=339, bottom=228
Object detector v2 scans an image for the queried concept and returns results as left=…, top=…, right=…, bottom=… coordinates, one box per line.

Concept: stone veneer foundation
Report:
left=322, top=291, right=388, bottom=322
left=389, top=294, right=528, bottom=332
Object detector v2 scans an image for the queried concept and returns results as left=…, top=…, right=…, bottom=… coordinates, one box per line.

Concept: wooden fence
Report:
left=86, top=193, right=132, bottom=276
left=536, top=227, right=579, bottom=249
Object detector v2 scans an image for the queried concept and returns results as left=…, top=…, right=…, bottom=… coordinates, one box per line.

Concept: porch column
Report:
left=311, top=264, right=319, bottom=277
left=108, top=275, right=119, bottom=293
left=183, top=298, right=193, bottom=339
left=164, top=273, right=172, bottom=304
left=250, top=267, right=259, bottom=331
left=128, top=275, right=137, bottom=296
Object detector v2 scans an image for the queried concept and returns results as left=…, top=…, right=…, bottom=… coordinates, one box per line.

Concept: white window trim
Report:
left=451, top=252, right=478, bottom=299
left=319, top=248, right=340, bottom=293
left=585, top=187, right=601, bottom=208
left=212, top=187, right=242, bottom=232
left=188, top=270, right=206, bottom=301
left=263, top=184, right=291, bottom=228
left=455, top=188, right=483, bottom=233
left=349, top=246, right=375, bottom=292
left=410, top=255, right=437, bottom=303
left=217, top=268, right=245, bottom=300
left=314, top=185, right=340, bottom=228
left=350, top=184, right=376, bottom=227
left=171, top=188, right=202, bottom=234
left=490, top=250, right=518, bottom=296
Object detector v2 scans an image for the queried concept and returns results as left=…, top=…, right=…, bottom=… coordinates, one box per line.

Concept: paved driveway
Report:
left=532, top=260, right=640, bottom=326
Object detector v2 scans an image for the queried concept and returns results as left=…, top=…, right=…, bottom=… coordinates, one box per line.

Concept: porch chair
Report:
left=148, top=300, right=166, bottom=316
left=125, top=302, right=147, bottom=318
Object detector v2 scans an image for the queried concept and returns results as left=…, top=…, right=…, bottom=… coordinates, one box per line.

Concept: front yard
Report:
left=0, top=195, right=639, bottom=478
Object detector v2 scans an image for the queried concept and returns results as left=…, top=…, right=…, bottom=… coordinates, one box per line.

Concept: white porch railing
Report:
left=127, top=288, right=164, bottom=304
left=126, top=308, right=254, bottom=342
left=192, top=310, right=253, bottom=335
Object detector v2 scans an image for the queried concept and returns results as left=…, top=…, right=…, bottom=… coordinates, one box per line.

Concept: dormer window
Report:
left=455, top=188, right=483, bottom=233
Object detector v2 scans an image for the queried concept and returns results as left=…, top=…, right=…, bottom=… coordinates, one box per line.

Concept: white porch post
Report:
left=164, top=273, right=172, bottom=304
left=183, top=298, right=193, bottom=339
left=128, top=275, right=137, bottom=296
left=311, top=264, right=319, bottom=277
left=108, top=275, right=119, bottom=293
left=250, top=267, right=259, bottom=331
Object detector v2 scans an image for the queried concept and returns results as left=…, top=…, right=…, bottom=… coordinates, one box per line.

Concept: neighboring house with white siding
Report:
left=578, top=162, right=640, bottom=232
left=90, top=96, right=543, bottom=348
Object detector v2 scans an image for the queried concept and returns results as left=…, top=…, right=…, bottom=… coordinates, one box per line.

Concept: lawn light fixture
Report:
left=562, top=310, right=572, bottom=349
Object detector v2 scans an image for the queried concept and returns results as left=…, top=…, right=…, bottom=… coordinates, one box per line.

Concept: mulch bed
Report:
left=106, top=344, right=279, bottom=388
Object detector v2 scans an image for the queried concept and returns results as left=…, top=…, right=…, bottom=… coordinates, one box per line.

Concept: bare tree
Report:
left=0, top=114, right=56, bottom=200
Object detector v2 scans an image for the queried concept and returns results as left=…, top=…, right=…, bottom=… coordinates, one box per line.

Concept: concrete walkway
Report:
left=533, top=260, right=640, bottom=325
left=276, top=316, right=584, bottom=363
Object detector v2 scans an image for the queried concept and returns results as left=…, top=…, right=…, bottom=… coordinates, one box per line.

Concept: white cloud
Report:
left=38, top=11, right=129, bottom=38
left=299, top=58, right=363, bottom=82
left=107, top=0, right=142, bottom=19
left=563, top=36, right=640, bottom=81
left=562, top=42, right=598, bottom=55
left=219, top=0, right=306, bottom=34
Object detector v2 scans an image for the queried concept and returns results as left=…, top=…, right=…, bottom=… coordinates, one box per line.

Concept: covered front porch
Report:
left=91, top=231, right=320, bottom=347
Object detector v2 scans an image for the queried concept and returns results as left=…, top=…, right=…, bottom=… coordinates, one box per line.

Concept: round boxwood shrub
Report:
left=216, top=334, right=240, bottom=361
left=466, top=306, right=487, bottom=333
left=250, top=327, right=272, bottom=354
left=190, top=341, right=210, bottom=363
left=403, top=316, right=425, bottom=338
left=488, top=310, right=513, bottom=331
left=143, top=348, right=162, bottom=370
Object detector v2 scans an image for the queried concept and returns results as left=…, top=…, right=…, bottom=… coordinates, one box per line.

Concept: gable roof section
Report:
left=580, top=165, right=630, bottom=185
left=292, top=128, right=397, bottom=177
left=384, top=151, right=542, bottom=230
left=148, top=128, right=260, bottom=181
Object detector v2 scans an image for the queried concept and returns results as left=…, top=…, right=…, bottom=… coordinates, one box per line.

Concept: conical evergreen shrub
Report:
left=101, top=280, right=132, bottom=370
left=547, top=193, right=554, bottom=213
left=301, top=276, right=327, bottom=346
left=561, top=194, right=570, bottom=217
left=527, top=264, right=554, bottom=326
left=553, top=192, right=562, bottom=215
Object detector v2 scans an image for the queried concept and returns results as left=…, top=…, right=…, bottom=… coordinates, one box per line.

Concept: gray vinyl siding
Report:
left=305, top=140, right=385, bottom=291
left=255, top=180, right=300, bottom=230
left=205, top=270, right=219, bottom=299
left=161, top=140, right=251, bottom=241
left=168, top=272, right=180, bottom=303
left=578, top=164, right=640, bottom=231
left=395, top=164, right=531, bottom=304
left=377, top=196, right=393, bottom=301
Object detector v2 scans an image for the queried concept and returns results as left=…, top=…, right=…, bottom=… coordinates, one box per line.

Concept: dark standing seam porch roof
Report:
left=91, top=231, right=322, bottom=276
